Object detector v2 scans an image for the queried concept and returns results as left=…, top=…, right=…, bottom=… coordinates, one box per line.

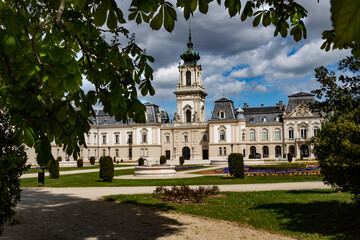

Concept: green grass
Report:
left=20, top=168, right=322, bottom=187
left=105, top=190, right=359, bottom=239
left=23, top=164, right=135, bottom=174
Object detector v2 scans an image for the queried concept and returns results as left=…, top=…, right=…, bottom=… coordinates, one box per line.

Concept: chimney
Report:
left=243, top=103, right=248, bottom=108
left=156, top=113, right=162, bottom=123
left=261, top=104, right=264, bottom=107
left=278, top=101, right=283, bottom=110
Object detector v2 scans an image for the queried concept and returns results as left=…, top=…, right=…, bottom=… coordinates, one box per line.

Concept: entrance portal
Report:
left=202, top=149, right=209, bottom=160
left=182, top=147, right=191, bottom=160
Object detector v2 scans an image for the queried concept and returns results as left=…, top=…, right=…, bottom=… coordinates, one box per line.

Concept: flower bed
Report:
left=175, top=165, right=204, bottom=170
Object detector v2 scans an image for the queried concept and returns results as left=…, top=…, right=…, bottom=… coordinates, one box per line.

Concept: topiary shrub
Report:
left=57, top=156, right=62, bottom=161
left=249, top=153, right=255, bottom=159
left=99, top=156, right=114, bottom=182
left=48, top=159, right=59, bottom=179
left=77, top=158, right=83, bottom=168
left=160, top=155, right=167, bottom=165
left=300, top=153, right=304, bottom=160
left=89, top=156, right=95, bottom=165
left=179, top=156, right=184, bottom=166
left=138, top=157, right=144, bottom=166
left=287, top=153, right=293, bottom=162
left=227, top=153, right=245, bottom=179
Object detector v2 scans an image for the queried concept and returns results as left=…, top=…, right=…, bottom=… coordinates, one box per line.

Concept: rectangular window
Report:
left=102, top=135, right=106, bottom=144
left=203, top=135, right=208, bottom=142
left=219, top=147, right=222, bottom=156
left=184, top=135, right=188, bottom=142
left=242, top=133, right=245, bottom=141
left=128, top=134, right=132, bottom=144
left=301, top=129, right=307, bottom=138
left=314, top=128, right=319, bottom=137
left=165, top=136, right=170, bottom=142
left=87, top=134, right=90, bottom=144
left=145, top=148, right=148, bottom=157
left=115, top=134, right=119, bottom=144
left=141, top=148, right=144, bottom=157
left=289, top=129, right=294, bottom=139
left=95, top=149, right=97, bottom=157
left=262, top=131, right=268, bottom=140
left=223, top=147, right=227, bottom=155
left=88, top=149, right=90, bottom=157
left=57, top=149, right=60, bottom=157
left=128, top=148, right=132, bottom=157
left=102, top=149, right=106, bottom=156
left=94, top=134, right=97, bottom=144
left=142, top=133, right=147, bottom=143
left=249, top=131, right=255, bottom=141
left=115, top=149, right=119, bottom=157
left=274, top=130, right=281, bottom=140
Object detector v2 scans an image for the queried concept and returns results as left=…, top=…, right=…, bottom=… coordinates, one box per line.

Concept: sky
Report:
left=88, top=1, right=350, bottom=120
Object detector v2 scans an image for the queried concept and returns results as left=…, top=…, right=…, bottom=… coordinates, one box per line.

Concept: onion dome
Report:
left=180, top=29, right=200, bottom=65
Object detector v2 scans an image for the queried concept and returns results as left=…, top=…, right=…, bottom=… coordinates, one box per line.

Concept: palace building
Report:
left=26, top=33, right=322, bottom=164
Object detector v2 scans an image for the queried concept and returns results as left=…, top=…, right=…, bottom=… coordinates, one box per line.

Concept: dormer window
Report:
left=275, top=116, right=280, bottom=122
left=262, top=117, right=267, bottom=122
left=219, top=110, right=226, bottom=119
left=249, top=118, right=254, bottom=122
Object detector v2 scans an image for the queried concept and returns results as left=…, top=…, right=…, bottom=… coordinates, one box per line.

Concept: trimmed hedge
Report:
left=249, top=163, right=306, bottom=170
left=99, top=156, right=114, bottom=182
left=77, top=158, right=83, bottom=168
left=228, top=153, right=245, bottom=179
left=138, top=158, right=144, bottom=166
left=287, top=153, right=293, bottom=162
left=49, top=159, right=59, bottom=179
left=160, top=155, right=167, bottom=165
left=179, top=156, right=184, bottom=166
left=89, top=156, right=95, bottom=165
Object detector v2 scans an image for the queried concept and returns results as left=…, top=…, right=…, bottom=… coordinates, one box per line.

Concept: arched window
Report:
left=261, top=129, right=268, bottom=140
left=242, top=132, right=246, bottom=141
left=186, top=109, right=191, bottom=123
left=249, top=129, right=256, bottom=140
left=288, top=127, right=294, bottom=139
left=263, top=146, right=269, bottom=158
left=275, top=145, right=282, bottom=157
left=220, top=130, right=226, bottom=141
left=219, top=111, right=225, bottom=119
left=186, top=71, right=191, bottom=86
left=300, top=127, right=307, bottom=138
left=274, top=128, right=281, bottom=140
left=250, top=146, right=256, bottom=155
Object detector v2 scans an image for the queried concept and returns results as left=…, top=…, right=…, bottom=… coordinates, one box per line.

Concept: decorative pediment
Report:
left=288, top=103, right=313, bottom=117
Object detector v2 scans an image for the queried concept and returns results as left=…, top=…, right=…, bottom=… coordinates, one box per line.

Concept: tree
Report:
left=1, top=1, right=359, bottom=165
left=0, top=111, right=27, bottom=235
left=312, top=57, right=360, bottom=203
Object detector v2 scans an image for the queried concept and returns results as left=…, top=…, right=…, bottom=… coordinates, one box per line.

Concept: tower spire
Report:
left=188, top=18, right=192, bottom=43
left=180, top=19, right=200, bottom=65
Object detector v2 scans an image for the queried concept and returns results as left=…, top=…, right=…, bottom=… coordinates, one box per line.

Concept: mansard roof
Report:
left=90, top=102, right=169, bottom=126
left=243, top=106, right=283, bottom=124
left=210, top=97, right=236, bottom=121
left=286, top=92, right=315, bottom=113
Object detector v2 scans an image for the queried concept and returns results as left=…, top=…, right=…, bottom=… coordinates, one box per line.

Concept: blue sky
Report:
left=86, top=1, right=350, bottom=120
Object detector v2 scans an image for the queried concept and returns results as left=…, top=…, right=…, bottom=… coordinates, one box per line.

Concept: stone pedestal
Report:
left=134, top=165, right=176, bottom=177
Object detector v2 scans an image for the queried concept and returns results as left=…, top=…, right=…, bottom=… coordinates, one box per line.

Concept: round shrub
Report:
left=227, top=153, right=244, bottom=179
left=89, top=156, right=95, bottom=165
left=57, top=156, right=62, bottom=162
left=99, top=156, right=114, bottom=182
left=77, top=158, right=83, bottom=168
left=49, top=159, right=59, bottom=179
left=179, top=156, right=184, bottom=166
left=160, top=155, right=167, bottom=165
left=138, top=158, right=144, bottom=166
left=287, top=153, right=293, bottom=162
left=249, top=153, right=255, bottom=159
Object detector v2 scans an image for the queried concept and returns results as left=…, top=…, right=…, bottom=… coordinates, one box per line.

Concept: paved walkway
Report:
left=23, top=181, right=332, bottom=200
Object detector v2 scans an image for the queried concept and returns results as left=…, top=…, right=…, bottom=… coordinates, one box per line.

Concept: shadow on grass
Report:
left=285, top=190, right=337, bottom=194
left=254, top=201, right=360, bottom=239
left=115, top=199, right=175, bottom=211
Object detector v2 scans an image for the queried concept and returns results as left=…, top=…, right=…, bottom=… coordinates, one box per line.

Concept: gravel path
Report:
left=1, top=188, right=298, bottom=240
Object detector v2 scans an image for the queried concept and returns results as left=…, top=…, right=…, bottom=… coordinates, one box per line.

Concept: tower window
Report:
left=186, top=71, right=191, bottom=86
left=186, top=109, right=191, bottom=123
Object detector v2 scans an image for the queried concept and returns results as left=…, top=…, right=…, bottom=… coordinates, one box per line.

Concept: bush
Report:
left=160, top=155, right=167, bottom=165
left=89, top=156, right=95, bottom=165
left=179, top=156, right=184, bottom=166
left=153, top=185, right=220, bottom=203
left=249, top=153, right=255, bottom=159
left=99, top=156, right=114, bottom=182
left=300, top=153, right=304, bottom=160
left=287, top=153, right=293, bottom=162
left=77, top=158, right=83, bottom=168
left=57, top=156, right=62, bottom=161
left=227, top=153, right=245, bottom=179
left=138, top=158, right=144, bottom=166
left=48, top=159, right=59, bottom=179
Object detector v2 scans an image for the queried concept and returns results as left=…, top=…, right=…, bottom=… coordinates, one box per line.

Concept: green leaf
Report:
left=107, top=10, right=117, bottom=30
left=23, top=126, right=35, bottom=147
left=331, top=0, right=360, bottom=47
left=68, top=105, right=76, bottom=125
left=164, top=4, right=177, bottom=32
left=93, top=0, right=110, bottom=26
left=198, top=0, right=209, bottom=14
left=56, top=105, right=67, bottom=122
left=253, top=13, right=262, bottom=27
left=150, top=6, right=164, bottom=30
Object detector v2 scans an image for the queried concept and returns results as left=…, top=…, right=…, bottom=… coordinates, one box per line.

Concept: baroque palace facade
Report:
left=27, top=35, right=322, bottom=163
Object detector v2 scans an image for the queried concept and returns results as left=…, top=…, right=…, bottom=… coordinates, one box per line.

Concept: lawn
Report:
left=105, top=190, right=360, bottom=240
left=23, top=164, right=135, bottom=174
left=20, top=168, right=322, bottom=187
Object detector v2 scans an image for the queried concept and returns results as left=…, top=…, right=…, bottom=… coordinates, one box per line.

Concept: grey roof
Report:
left=90, top=102, right=169, bottom=126
left=210, top=98, right=236, bottom=121
left=286, top=92, right=315, bottom=113
left=243, top=107, right=283, bottom=124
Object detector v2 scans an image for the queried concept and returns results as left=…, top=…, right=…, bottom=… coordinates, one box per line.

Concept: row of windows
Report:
left=164, top=135, right=208, bottom=143
left=288, top=127, right=319, bottom=139
left=87, top=133, right=132, bottom=145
